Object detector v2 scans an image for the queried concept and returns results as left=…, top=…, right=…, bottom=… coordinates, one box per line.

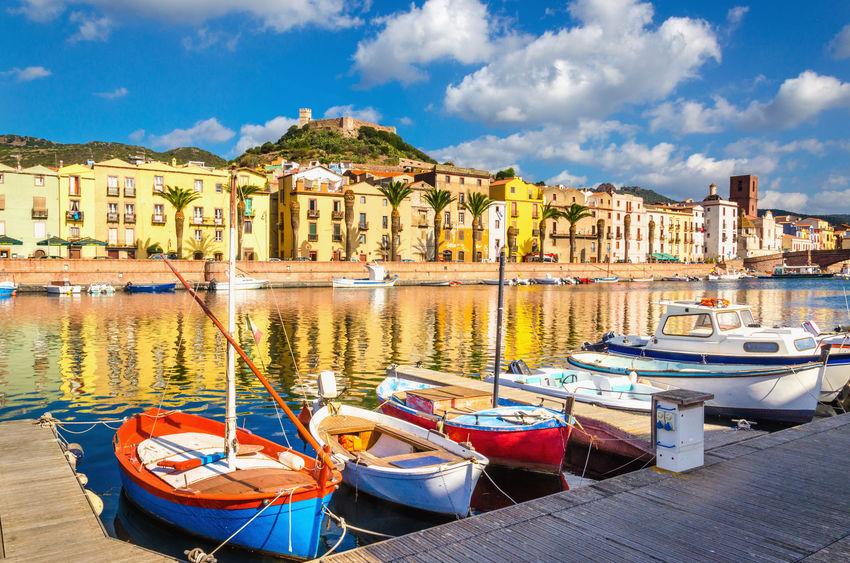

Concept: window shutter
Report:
left=0, top=194, right=5, bottom=209
left=33, top=196, right=46, bottom=210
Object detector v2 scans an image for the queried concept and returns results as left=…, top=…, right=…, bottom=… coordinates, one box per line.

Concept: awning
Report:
left=0, top=235, right=23, bottom=245
left=36, top=236, right=71, bottom=246
left=651, top=252, right=681, bottom=262
left=72, top=237, right=108, bottom=246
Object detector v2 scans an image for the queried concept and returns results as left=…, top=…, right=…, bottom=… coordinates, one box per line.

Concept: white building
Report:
left=700, top=183, right=738, bottom=261
left=488, top=201, right=507, bottom=260
left=586, top=186, right=649, bottom=263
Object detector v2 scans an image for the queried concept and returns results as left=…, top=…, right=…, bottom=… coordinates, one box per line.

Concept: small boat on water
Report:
left=421, top=280, right=460, bottom=287
left=772, top=263, right=833, bottom=278
left=483, top=360, right=666, bottom=413
left=309, top=397, right=487, bottom=517
left=125, top=282, right=176, bottom=293
left=377, top=376, right=573, bottom=474
left=88, top=283, right=115, bottom=294
left=332, top=264, right=398, bottom=288
left=45, top=280, right=82, bottom=294
left=210, top=274, right=268, bottom=291
left=598, top=299, right=850, bottom=402
left=533, top=274, right=561, bottom=285
left=568, top=351, right=824, bottom=423
left=0, top=279, right=17, bottom=297
left=628, top=277, right=653, bottom=282
left=482, top=278, right=514, bottom=286
left=593, top=276, right=619, bottom=283
left=662, top=275, right=690, bottom=281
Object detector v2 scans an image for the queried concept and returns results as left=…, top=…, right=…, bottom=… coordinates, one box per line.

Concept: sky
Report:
left=3, top=0, right=850, bottom=214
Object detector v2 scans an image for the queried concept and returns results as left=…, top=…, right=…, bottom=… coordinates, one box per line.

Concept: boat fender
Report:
left=64, top=442, right=84, bottom=463
left=76, top=472, right=88, bottom=487
left=337, top=434, right=363, bottom=452
left=629, top=371, right=638, bottom=384
left=278, top=451, right=306, bottom=470
left=84, top=489, right=104, bottom=516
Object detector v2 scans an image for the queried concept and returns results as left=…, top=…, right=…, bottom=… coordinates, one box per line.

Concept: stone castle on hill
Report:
left=297, top=108, right=396, bottom=139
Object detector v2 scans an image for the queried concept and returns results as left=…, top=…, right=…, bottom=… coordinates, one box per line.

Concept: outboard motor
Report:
left=582, top=331, right=618, bottom=352
left=508, top=359, right=532, bottom=375
left=208, top=279, right=217, bottom=292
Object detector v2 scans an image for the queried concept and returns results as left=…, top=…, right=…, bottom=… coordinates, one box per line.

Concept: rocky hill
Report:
left=233, top=125, right=436, bottom=168
left=0, top=135, right=226, bottom=168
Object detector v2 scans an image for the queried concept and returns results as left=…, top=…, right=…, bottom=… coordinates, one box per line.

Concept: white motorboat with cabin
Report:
left=597, top=299, right=849, bottom=402
left=45, top=280, right=82, bottom=294
left=772, top=263, right=833, bottom=278
left=332, top=264, right=398, bottom=288
left=211, top=273, right=268, bottom=291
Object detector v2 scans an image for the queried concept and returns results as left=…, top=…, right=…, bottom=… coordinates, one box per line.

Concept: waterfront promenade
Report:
left=321, top=412, right=850, bottom=562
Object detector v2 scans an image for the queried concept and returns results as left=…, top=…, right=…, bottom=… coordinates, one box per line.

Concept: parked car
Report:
left=149, top=253, right=178, bottom=260
left=268, top=257, right=282, bottom=262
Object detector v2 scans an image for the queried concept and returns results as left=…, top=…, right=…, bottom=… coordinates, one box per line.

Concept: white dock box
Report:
left=652, top=389, right=714, bottom=473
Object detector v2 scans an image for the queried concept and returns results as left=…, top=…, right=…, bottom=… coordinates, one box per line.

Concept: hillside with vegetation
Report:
left=234, top=125, right=436, bottom=167
left=594, top=183, right=677, bottom=205
left=759, top=209, right=849, bottom=226
left=0, top=135, right=226, bottom=168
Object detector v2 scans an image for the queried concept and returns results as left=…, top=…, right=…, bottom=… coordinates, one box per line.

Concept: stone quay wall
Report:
left=0, top=259, right=737, bottom=290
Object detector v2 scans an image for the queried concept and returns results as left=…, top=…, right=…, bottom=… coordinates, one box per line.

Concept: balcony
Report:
left=124, top=187, right=136, bottom=198
left=307, top=233, right=319, bottom=242
left=214, top=217, right=224, bottom=225
left=244, top=209, right=255, bottom=218
left=152, top=214, right=166, bottom=224
left=191, top=217, right=206, bottom=225
left=532, top=228, right=540, bottom=237
left=307, top=209, right=320, bottom=219
left=332, top=234, right=343, bottom=242
left=32, top=208, right=48, bottom=219
left=66, top=210, right=84, bottom=222
left=417, top=219, right=429, bottom=228
left=153, top=184, right=164, bottom=194
left=358, top=222, right=369, bottom=231
left=331, top=210, right=344, bottom=220
left=443, top=221, right=454, bottom=230
left=107, top=212, right=120, bottom=223
left=107, top=186, right=120, bottom=197
left=124, top=213, right=136, bottom=224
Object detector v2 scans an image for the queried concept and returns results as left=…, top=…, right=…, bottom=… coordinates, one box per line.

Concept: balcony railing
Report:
left=444, top=221, right=453, bottom=230
left=107, top=186, right=120, bottom=197
left=153, top=183, right=164, bottom=193
left=307, top=233, right=319, bottom=242
left=417, top=219, right=429, bottom=228
left=66, top=211, right=84, bottom=222
left=331, top=210, right=344, bottom=220
left=152, top=214, right=166, bottom=224
left=358, top=222, right=369, bottom=231
left=307, top=209, right=320, bottom=219
left=214, top=217, right=223, bottom=225
left=124, top=213, right=136, bottom=224
left=124, top=187, right=136, bottom=198
left=532, top=228, right=540, bottom=237
left=32, top=209, right=48, bottom=219
left=332, top=234, right=343, bottom=242
left=244, top=209, right=255, bottom=217
left=107, top=212, right=119, bottom=223
left=192, top=217, right=206, bottom=225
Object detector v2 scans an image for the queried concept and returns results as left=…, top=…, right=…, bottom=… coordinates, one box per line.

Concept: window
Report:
left=552, top=193, right=557, bottom=201
left=716, top=312, right=742, bottom=331
left=194, top=229, right=203, bottom=241
left=458, top=193, right=465, bottom=204
left=308, top=198, right=317, bottom=211
left=359, top=213, right=367, bottom=227
left=194, top=179, right=203, bottom=192
left=154, top=204, right=164, bottom=217
left=333, top=200, right=341, bottom=212
left=382, top=216, right=388, bottom=229
left=794, top=337, right=816, bottom=351
left=477, top=179, right=482, bottom=186
left=532, top=204, right=538, bottom=219
left=510, top=186, right=515, bottom=194
left=459, top=212, right=465, bottom=224
left=215, top=183, right=223, bottom=193
left=34, top=222, right=45, bottom=238
left=244, top=220, right=253, bottom=234
left=333, top=224, right=341, bottom=239
left=495, top=219, right=500, bottom=229
left=661, top=314, right=713, bottom=337
left=107, top=176, right=118, bottom=188
left=743, top=342, right=780, bottom=353
left=34, top=175, right=45, bottom=186
left=445, top=175, right=451, bottom=183
left=108, top=227, right=118, bottom=245
left=360, top=196, right=366, bottom=204
left=69, top=199, right=80, bottom=211
left=125, top=203, right=135, bottom=214
left=359, top=234, right=366, bottom=244
left=69, top=176, right=80, bottom=196
left=459, top=230, right=465, bottom=241
left=382, top=198, right=388, bottom=207
left=69, top=226, right=80, bottom=239
left=125, top=177, right=135, bottom=189
left=444, top=211, right=451, bottom=225
left=125, top=228, right=135, bottom=246
left=215, top=230, right=222, bottom=242
left=382, top=234, right=389, bottom=247
left=154, top=176, right=164, bottom=192
left=0, top=172, right=4, bottom=183
left=108, top=202, right=118, bottom=214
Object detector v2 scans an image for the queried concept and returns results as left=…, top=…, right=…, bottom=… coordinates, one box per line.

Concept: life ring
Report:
left=700, top=297, right=730, bottom=308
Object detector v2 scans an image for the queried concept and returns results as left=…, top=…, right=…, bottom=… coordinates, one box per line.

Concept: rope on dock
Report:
left=322, top=506, right=395, bottom=539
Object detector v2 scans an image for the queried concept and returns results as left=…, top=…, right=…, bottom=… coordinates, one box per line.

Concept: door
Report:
left=69, top=246, right=81, bottom=259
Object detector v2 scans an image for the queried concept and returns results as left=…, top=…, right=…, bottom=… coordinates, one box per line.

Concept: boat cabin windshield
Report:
left=661, top=314, right=714, bottom=337
left=716, top=311, right=742, bottom=331
left=741, top=309, right=756, bottom=327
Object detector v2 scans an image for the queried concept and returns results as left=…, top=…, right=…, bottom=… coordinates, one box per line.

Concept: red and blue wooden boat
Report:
left=376, top=377, right=573, bottom=475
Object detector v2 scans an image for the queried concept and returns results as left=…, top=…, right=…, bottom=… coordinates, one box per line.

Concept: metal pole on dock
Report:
left=492, top=251, right=505, bottom=407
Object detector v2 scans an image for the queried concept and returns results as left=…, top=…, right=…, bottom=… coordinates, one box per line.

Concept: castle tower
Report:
left=729, top=174, right=758, bottom=217
left=299, top=108, right=312, bottom=127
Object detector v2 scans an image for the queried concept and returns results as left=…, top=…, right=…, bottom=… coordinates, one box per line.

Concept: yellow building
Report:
left=543, top=187, right=595, bottom=262
left=490, top=177, right=544, bottom=261
left=57, top=164, right=98, bottom=257
left=279, top=166, right=347, bottom=260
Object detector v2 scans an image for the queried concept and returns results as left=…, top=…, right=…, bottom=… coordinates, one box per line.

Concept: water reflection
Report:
left=1, top=278, right=849, bottom=557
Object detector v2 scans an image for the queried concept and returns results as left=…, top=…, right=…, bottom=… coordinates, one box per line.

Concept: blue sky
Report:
left=3, top=0, right=850, bottom=213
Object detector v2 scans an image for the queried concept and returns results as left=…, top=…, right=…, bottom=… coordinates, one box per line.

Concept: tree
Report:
left=377, top=181, right=414, bottom=261
left=422, top=188, right=456, bottom=261
left=155, top=185, right=201, bottom=259
left=538, top=202, right=566, bottom=262
left=227, top=183, right=266, bottom=259
left=563, top=203, right=593, bottom=263
left=462, top=191, right=494, bottom=262
left=494, top=167, right=515, bottom=181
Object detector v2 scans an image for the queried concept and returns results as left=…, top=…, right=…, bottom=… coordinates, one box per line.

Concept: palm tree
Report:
left=538, top=202, right=565, bottom=262
left=462, top=191, right=493, bottom=262
left=422, top=188, right=456, bottom=261
left=562, top=203, right=593, bottom=263
left=377, top=181, right=413, bottom=261
left=155, top=185, right=201, bottom=259
left=227, top=183, right=265, bottom=259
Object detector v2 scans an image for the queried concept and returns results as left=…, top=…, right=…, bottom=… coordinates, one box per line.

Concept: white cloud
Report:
left=353, top=0, right=496, bottom=85
left=546, top=170, right=588, bottom=187
left=323, top=105, right=382, bottom=123
left=444, top=0, right=720, bottom=126
left=13, top=0, right=362, bottom=32
left=234, top=115, right=298, bottom=154
left=149, top=118, right=235, bottom=149
left=182, top=27, right=240, bottom=51
left=828, top=24, right=850, bottom=59
left=128, top=129, right=145, bottom=142
left=68, top=11, right=111, bottom=42
left=1, top=66, right=52, bottom=81
left=737, top=71, right=850, bottom=130
left=398, top=117, right=413, bottom=126
left=647, top=96, right=739, bottom=134
left=724, top=137, right=829, bottom=158
left=94, top=86, right=127, bottom=99
left=760, top=189, right=808, bottom=211
left=726, top=6, right=748, bottom=28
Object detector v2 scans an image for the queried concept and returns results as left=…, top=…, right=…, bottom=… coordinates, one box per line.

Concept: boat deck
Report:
left=319, top=412, right=850, bottom=562
left=0, top=419, right=175, bottom=562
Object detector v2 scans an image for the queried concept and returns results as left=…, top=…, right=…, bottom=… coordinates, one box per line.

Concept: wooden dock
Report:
left=320, top=412, right=850, bottom=562
left=0, top=419, right=174, bottom=562
left=388, top=365, right=738, bottom=477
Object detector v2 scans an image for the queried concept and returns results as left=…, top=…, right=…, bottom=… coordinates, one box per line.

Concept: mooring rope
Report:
left=322, top=506, right=395, bottom=539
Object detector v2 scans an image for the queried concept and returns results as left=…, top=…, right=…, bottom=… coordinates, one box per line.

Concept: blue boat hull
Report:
left=0, top=288, right=14, bottom=297
left=126, top=283, right=175, bottom=293
left=119, top=472, right=331, bottom=559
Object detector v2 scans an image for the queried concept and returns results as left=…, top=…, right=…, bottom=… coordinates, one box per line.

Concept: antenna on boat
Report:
left=224, top=166, right=239, bottom=470
left=492, top=250, right=506, bottom=407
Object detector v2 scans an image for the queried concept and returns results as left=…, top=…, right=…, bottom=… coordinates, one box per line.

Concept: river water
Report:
left=1, top=278, right=848, bottom=560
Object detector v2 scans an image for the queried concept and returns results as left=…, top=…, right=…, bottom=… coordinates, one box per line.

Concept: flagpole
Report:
left=225, top=167, right=238, bottom=469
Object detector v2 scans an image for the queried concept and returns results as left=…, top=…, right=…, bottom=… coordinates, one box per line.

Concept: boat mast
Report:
left=225, top=167, right=238, bottom=469
left=492, top=250, right=505, bottom=407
